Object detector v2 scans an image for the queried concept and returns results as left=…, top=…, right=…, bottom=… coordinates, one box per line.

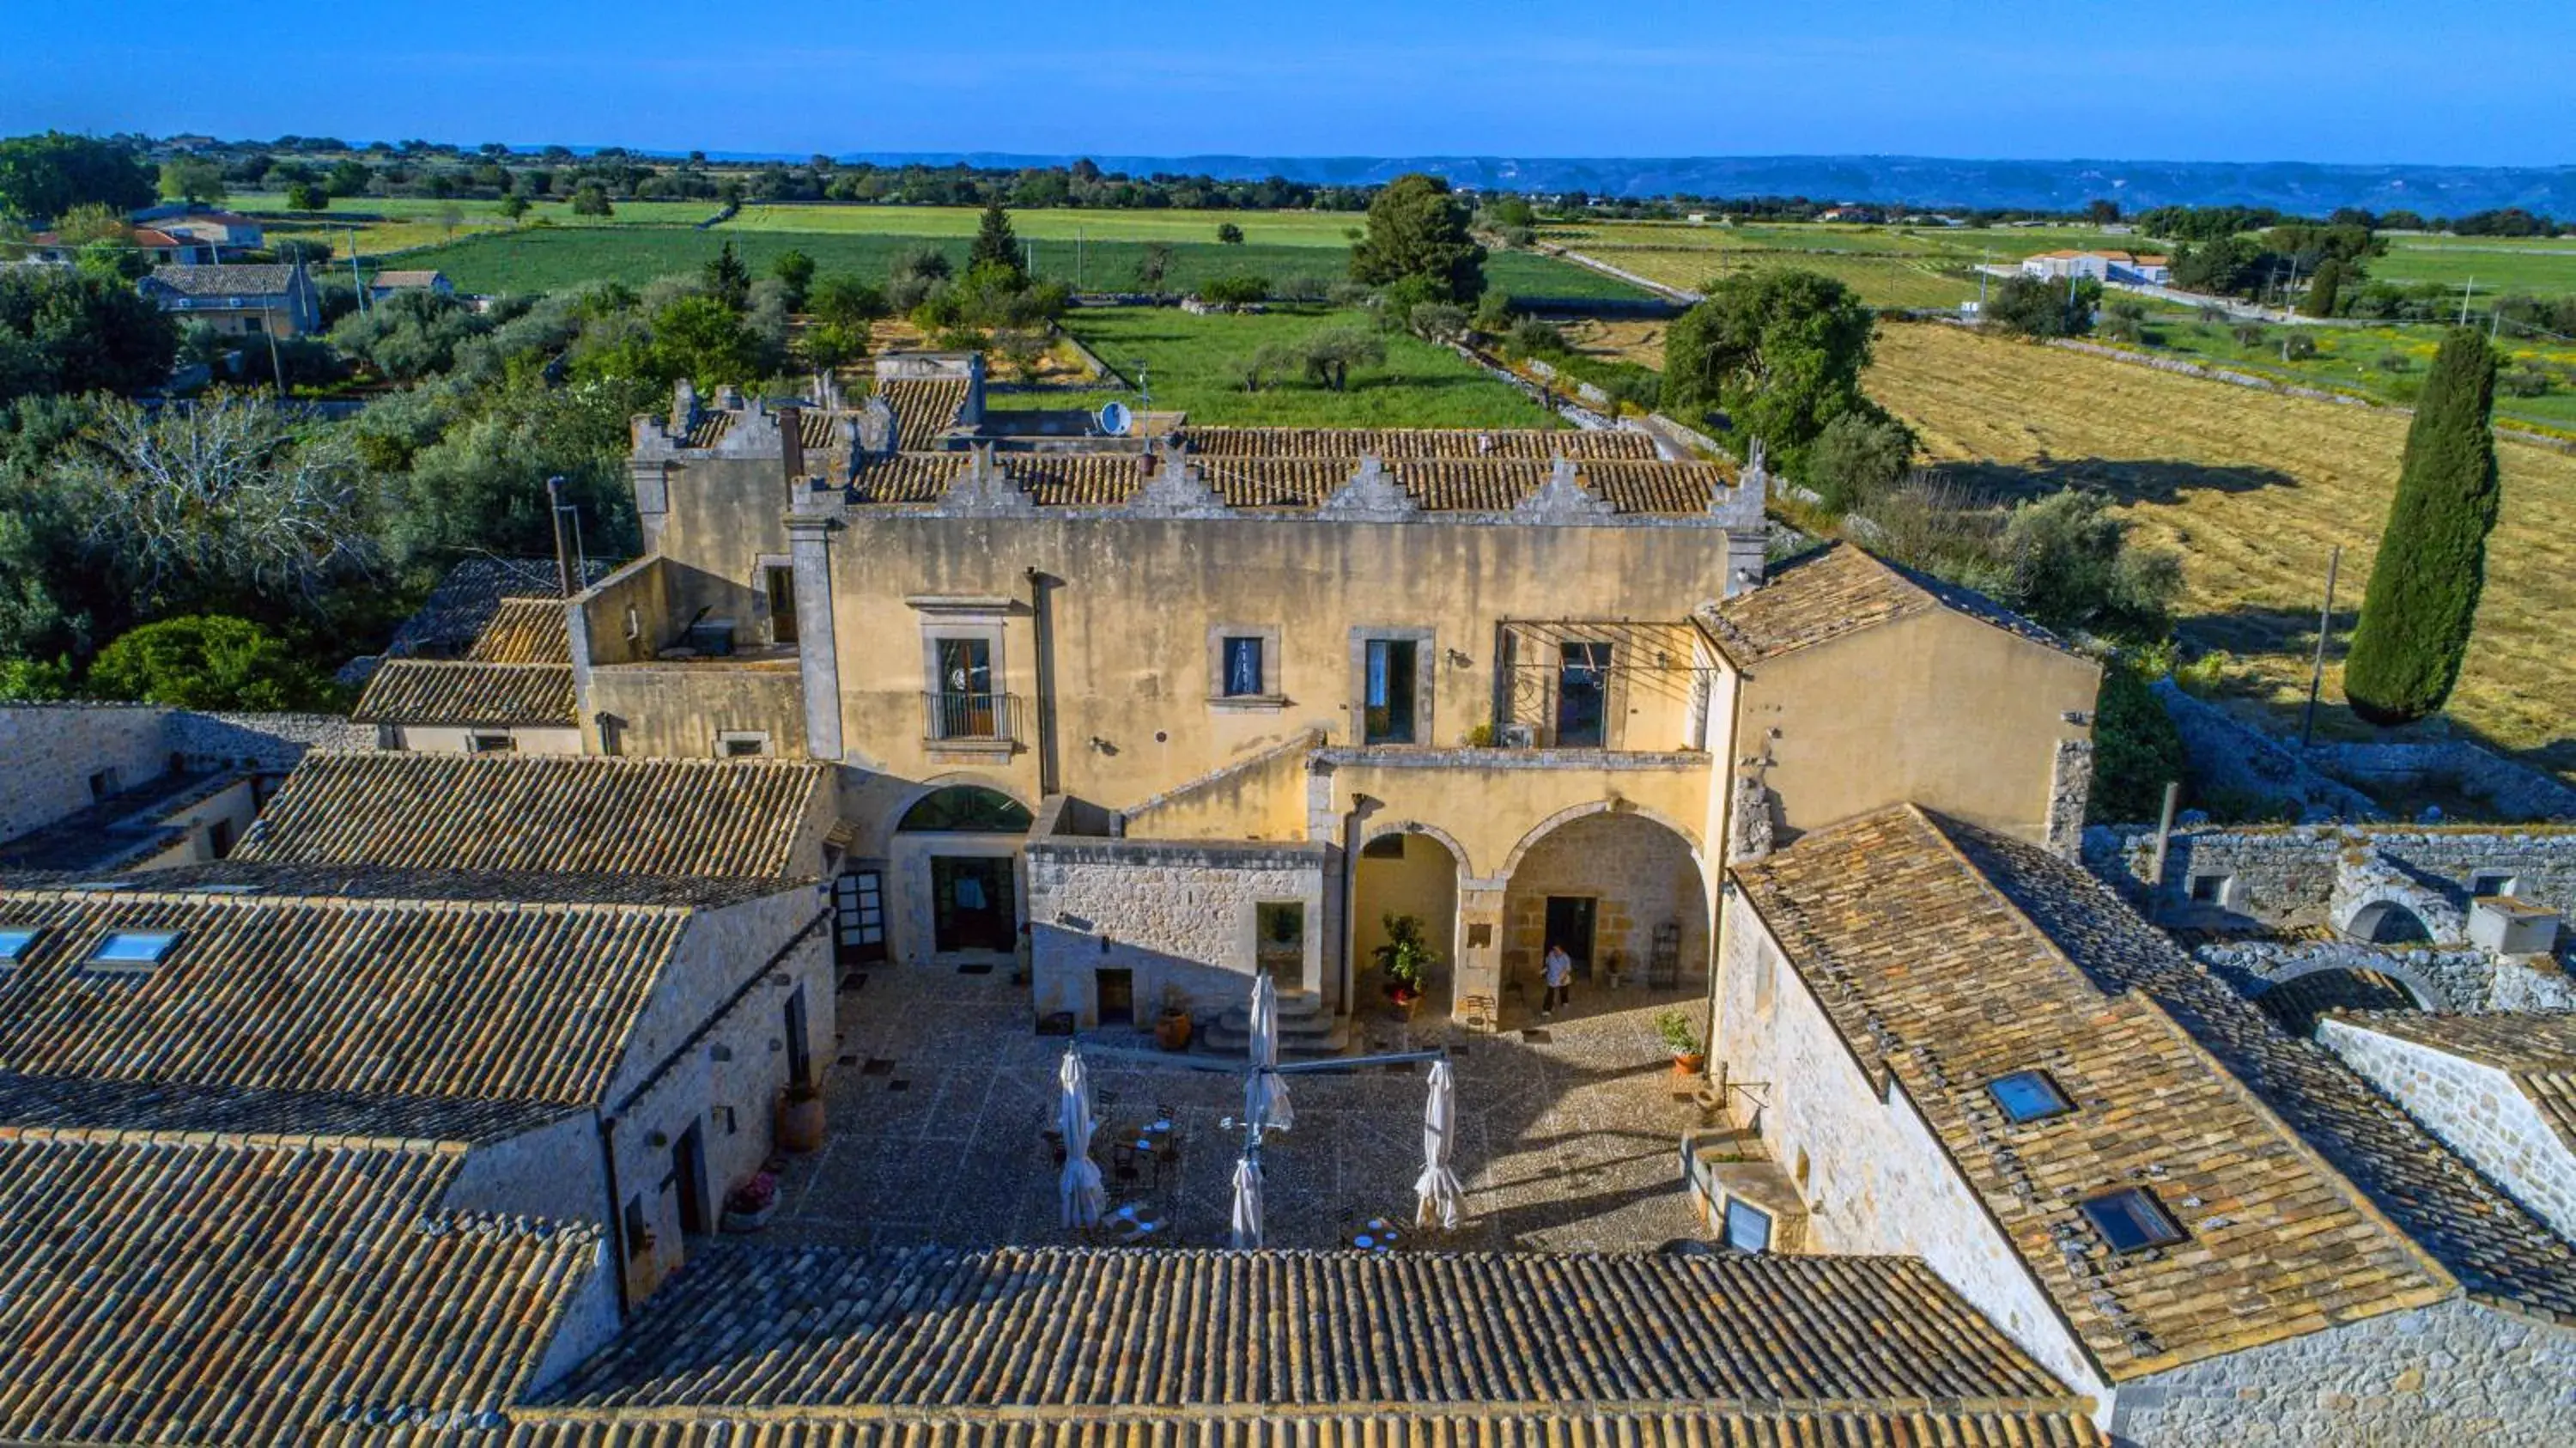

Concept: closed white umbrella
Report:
left=1230, top=1153, right=1264, bottom=1250
left=1244, top=973, right=1294, bottom=1134
left=1414, top=1057, right=1465, bottom=1231
left=1058, top=1048, right=1104, bottom=1229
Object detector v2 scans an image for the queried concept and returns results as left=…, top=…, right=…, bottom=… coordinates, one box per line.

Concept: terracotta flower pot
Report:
left=776, top=1090, right=826, bottom=1153
left=1672, top=1052, right=1706, bottom=1077
left=1156, top=1010, right=1194, bottom=1051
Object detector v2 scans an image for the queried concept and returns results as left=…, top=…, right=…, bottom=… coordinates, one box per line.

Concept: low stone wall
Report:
left=1026, top=837, right=1331, bottom=1023
left=2150, top=681, right=2383, bottom=822
left=2087, top=823, right=2576, bottom=932
left=167, top=710, right=371, bottom=770
left=2312, top=740, right=2576, bottom=824
left=2196, top=940, right=2497, bottom=1014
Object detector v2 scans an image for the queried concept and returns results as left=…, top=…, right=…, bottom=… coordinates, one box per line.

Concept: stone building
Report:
left=1715, top=804, right=2576, bottom=1443
left=0, top=702, right=367, bottom=874
left=2320, top=1011, right=2576, bottom=1242
left=0, top=855, right=830, bottom=1308
left=519, top=375, right=2098, bottom=1037
left=358, top=596, right=585, bottom=754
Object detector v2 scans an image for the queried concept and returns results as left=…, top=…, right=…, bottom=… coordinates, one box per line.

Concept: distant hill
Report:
left=820, top=152, right=2576, bottom=216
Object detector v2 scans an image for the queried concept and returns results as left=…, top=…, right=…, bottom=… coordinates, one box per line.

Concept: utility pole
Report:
left=546, top=474, right=574, bottom=598
left=2460, top=277, right=2475, bottom=327
left=346, top=226, right=368, bottom=313
left=2300, top=544, right=2342, bottom=748
left=1077, top=227, right=1085, bottom=291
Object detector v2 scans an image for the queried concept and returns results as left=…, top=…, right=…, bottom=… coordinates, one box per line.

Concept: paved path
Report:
left=767, top=964, right=1717, bottom=1253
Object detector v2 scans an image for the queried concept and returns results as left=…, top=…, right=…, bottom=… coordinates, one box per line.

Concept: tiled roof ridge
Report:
left=0, top=1122, right=474, bottom=1156
left=0, top=879, right=705, bottom=919
left=297, top=750, right=821, bottom=773
left=515, top=1396, right=2100, bottom=1429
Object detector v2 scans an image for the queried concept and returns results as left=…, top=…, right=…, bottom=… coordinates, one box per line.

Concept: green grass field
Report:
left=995, top=306, right=1558, bottom=429
left=2100, top=304, right=2576, bottom=432
left=383, top=225, right=1640, bottom=301
left=721, top=204, right=1364, bottom=247
left=2367, top=235, right=2576, bottom=296
left=231, top=191, right=723, bottom=256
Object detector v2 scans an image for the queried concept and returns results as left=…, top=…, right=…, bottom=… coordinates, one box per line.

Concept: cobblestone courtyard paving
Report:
left=769, top=964, right=1720, bottom=1252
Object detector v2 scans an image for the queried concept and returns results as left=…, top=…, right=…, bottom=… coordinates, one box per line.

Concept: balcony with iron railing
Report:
left=922, top=690, right=1021, bottom=750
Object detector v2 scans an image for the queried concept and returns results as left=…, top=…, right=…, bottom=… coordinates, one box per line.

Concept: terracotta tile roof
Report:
left=471, top=598, right=574, bottom=664
left=0, top=1132, right=598, bottom=1445
left=543, top=1244, right=2079, bottom=1415
left=851, top=452, right=966, bottom=502
left=1175, top=427, right=1661, bottom=460
left=52, top=860, right=805, bottom=910
left=2324, top=1011, right=2576, bottom=1152
left=236, top=753, right=830, bottom=878
left=1848, top=811, right=2576, bottom=1325
left=1704, top=542, right=2073, bottom=666
left=878, top=378, right=971, bottom=443
left=137, top=263, right=305, bottom=298
left=0, top=1072, right=581, bottom=1144
left=353, top=660, right=578, bottom=727
left=847, top=453, right=1729, bottom=515
left=1732, top=806, right=2456, bottom=1380
left=0, top=879, right=697, bottom=1105
left=488, top=1407, right=2104, bottom=1447
left=373, top=269, right=448, bottom=289
left=389, top=558, right=610, bottom=660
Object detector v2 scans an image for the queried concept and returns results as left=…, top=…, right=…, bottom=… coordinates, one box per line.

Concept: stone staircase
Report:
left=1197, top=989, right=1348, bottom=1058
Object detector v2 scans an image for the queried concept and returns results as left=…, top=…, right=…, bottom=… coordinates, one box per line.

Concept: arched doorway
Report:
left=2255, top=966, right=2431, bottom=1037
left=894, top=785, right=1033, bottom=964
left=2345, top=900, right=2433, bottom=946
left=1500, top=809, right=1707, bottom=1020
left=1353, top=828, right=1461, bottom=1019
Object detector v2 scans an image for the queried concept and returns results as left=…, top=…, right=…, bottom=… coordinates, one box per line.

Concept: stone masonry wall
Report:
left=2111, top=1296, right=2576, bottom=1445
left=0, top=704, right=173, bottom=843
left=1028, top=841, right=1329, bottom=1023
left=1499, top=812, right=1705, bottom=992
left=2318, top=1020, right=2576, bottom=1244
left=2086, top=824, right=2576, bottom=931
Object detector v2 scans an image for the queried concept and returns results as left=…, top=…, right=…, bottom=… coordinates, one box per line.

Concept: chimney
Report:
left=778, top=403, right=805, bottom=484
left=669, top=379, right=698, bottom=435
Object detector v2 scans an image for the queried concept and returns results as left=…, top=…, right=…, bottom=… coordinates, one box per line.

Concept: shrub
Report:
left=1503, top=317, right=1565, bottom=359
left=86, top=614, right=339, bottom=710
left=2231, top=322, right=2269, bottom=348
left=2373, top=350, right=2414, bottom=373
left=2088, top=660, right=2187, bottom=823
left=2282, top=334, right=2318, bottom=361
left=2500, top=365, right=2552, bottom=398
left=1805, top=411, right=1915, bottom=514
left=1406, top=301, right=1469, bottom=344
left=1216, top=222, right=1244, bottom=245
left=2344, top=329, right=2501, bottom=724
left=1198, top=273, right=1271, bottom=308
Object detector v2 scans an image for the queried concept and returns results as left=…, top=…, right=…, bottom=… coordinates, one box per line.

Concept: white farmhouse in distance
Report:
left=2021, top=249, right=2172, bottom=284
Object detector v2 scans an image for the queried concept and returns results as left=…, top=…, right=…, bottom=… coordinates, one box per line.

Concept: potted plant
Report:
left=1656, top=1009, right=1706, bottom=1076
left=776, top=1078, right=826, bottom=1153
left=1155, top=983, right=1194, bottom=1051
left=1374, top=913, right=1438, bottom=1007
left=720, top=1171, right=780, bottom=1232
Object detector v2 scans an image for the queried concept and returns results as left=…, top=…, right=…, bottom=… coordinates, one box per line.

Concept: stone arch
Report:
left=1498, top=798, right=1706, bottom=882
left=1358, top=818, right=1479, bottom=881
left=1498, top=806, right=1709, bottom=1006
left=1353, top=822, right=1464, bottom=1018
left=2251, top=958, right=2445, bottom=1036
left=2342, top=898, right=2434, bottom=946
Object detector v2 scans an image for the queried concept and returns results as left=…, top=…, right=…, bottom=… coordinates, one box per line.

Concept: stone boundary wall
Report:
left=0, top=704, right=368, bottom=848
left=2319, top=1019, right=2576, bottom=1242
left=2312, top=741, right=2576, bottom=824
left=167, top=711, right=372, bottom=770
left=2149, top=681, right=2383, bottom=822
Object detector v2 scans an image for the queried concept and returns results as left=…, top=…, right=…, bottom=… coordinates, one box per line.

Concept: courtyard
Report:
left=766, top=961, right=1719, bottom=1252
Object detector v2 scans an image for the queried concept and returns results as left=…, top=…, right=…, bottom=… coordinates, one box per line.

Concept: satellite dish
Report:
left=1097, top=400, right=1133, bottom=437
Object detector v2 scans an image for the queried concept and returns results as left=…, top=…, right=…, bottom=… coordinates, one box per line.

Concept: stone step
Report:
left=1198, top=1007, right=1350, bottom=1059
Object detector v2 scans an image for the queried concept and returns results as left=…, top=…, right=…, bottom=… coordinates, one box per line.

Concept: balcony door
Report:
left=1555, top=642, right=1611, bottom=747
left=934, top=636, right=995, bottom=739
left=1364, top=638, right=1419, bottom=745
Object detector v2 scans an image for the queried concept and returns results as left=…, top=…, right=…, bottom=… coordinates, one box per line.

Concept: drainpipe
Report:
left=1025, top=568, right=1060, bottom=799
left=597, top=1112, right=631, bottom=1315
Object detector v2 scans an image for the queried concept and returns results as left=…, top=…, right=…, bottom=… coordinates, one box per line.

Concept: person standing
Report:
left=1542, top=942, right=1573, bottom=1018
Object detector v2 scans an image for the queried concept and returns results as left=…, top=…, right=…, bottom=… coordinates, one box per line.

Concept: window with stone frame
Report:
left=1208, top=624, right=1283, bottom=704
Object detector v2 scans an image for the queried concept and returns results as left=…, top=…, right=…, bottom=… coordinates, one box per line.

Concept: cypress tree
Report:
left=2342, top=327, right=2501, bottom=725
left=968, top=201, right=1025, bottom=285
left=2300, top=257, right=2342, bottom=318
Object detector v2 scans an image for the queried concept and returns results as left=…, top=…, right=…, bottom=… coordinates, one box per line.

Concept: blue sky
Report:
left=9, top=1, right=2570, bottom=166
